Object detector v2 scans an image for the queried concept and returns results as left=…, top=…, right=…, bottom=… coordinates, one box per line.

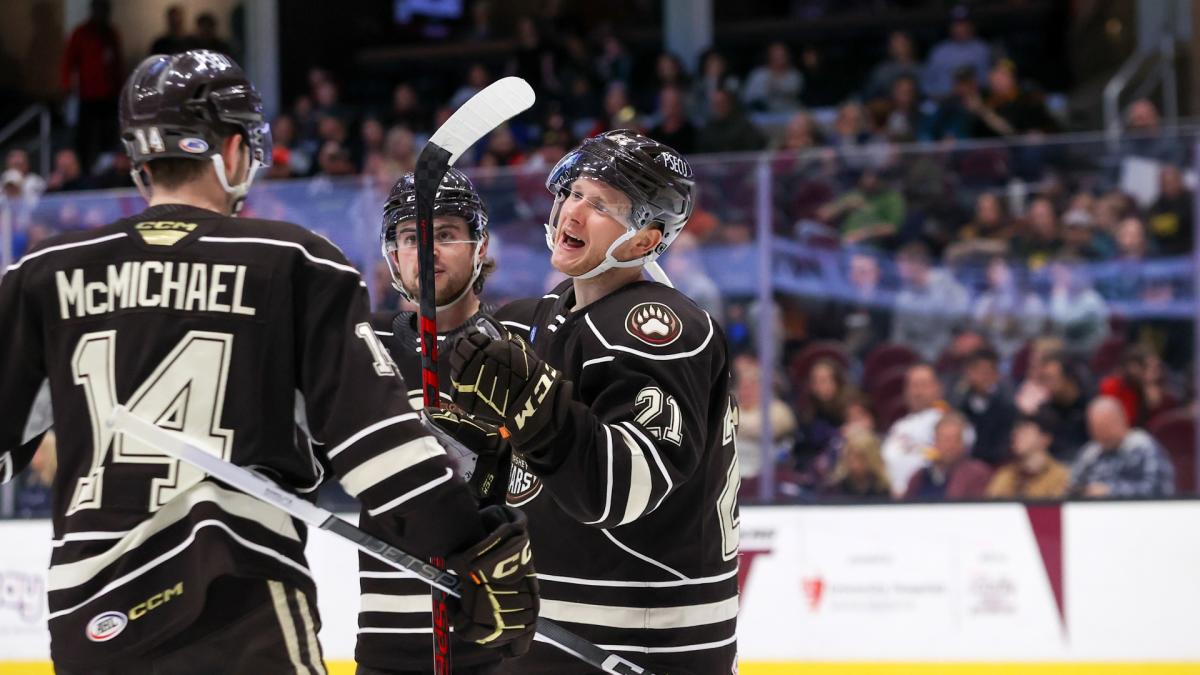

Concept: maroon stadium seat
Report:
left=1146, top=407, right=1195, bottom=494
left=1089, top=335, right=1126, bottom=379
left=863, top=343, right=920, bottom=392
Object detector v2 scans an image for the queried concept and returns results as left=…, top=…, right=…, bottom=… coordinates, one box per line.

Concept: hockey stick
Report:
left=414, top=76, right=535, bottom=674
left=108, top=406, right=658, bottom=675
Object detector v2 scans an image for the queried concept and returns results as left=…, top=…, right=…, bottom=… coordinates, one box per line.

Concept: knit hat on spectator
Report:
left=1063, top=208, right=1094, bottom=229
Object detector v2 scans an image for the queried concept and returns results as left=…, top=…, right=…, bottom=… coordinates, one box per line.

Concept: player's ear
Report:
left=477, top=231, right=490, bottom=258
left=635, top=226, right=663, bottom=256
left=221, top=133, right=246, bottom=180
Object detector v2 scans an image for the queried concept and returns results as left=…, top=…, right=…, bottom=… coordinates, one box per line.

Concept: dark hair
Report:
left=474, top=255, right=496, bottom=295
left=1016, top=411, right=1055, bottom=436
left=966, top=346, right=1000, bottom=367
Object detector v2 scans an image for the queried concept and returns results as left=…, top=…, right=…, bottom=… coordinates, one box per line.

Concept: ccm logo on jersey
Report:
left=625, top=302, right=683, bottom=347
left=492, top=541, right=533, bottom=579
left=129, top=581, right=184, bottom=620
left=86, top=611, right=128, bottom=642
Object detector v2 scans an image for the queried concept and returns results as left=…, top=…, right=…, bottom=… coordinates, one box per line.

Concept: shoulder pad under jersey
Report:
left=580, top=283, right=717, bottom=361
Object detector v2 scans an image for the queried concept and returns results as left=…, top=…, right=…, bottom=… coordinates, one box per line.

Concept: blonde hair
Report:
left=829, top=428, right=890, bottom=490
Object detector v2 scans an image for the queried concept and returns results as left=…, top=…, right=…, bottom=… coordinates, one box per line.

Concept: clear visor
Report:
left=548, top=177, right=637, bottom=230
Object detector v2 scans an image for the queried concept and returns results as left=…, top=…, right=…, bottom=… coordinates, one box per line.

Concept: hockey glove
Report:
left=447, top=505, right=539, bottom=657
left=425, top=407, right=511, bottom=504
left=449, top=327, right=566, bottom=448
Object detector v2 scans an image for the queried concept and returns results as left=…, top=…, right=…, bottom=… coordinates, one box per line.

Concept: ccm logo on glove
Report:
left=512, top=370, right=557, bottom=431
left=493, top=541, right=534, bottom=579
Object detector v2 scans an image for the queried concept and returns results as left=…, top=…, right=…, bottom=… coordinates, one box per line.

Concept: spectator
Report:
left=950, top=347, right=1017, bottom=467
left=904, top=411, right=992, bottom=500
left=594, top=32, right=632, bottom=86
left=733, top=354, right=798, bottom=480
left=660, top=232, right=722, bottom=317
left=1059, top=208, right=1106, bottom=261
left=881, top=75, right=924, bottom=142
left=865, top=31, right=922, bottom=100
left=816, top=168, right=903, bottom=246
left=1070, top=396, right=1175, bottom=497
left=479, top=124, right=525, bottom=167
left=1147, top=164, right=1194, bottom=255
left=1098, top=345, right=1152, bottom=425
left=799, top=46, right=840, bottom=108
left=450, top=63, right=490, bottom=110
left=1014, top=337, right=1066, bottom=414
left=924, top=65, right=988, bottom=141
left=822, top=428, right=891, bottom=500
left=816, top=250, right=892, bottom=360
left=696, top=88, right=767, bottom=154
left=5, top=149, right=46, bottom=198
left=45, top=148, right=89, bottom=192
left=650, top=86, right=697, bottom=155
left=1113, top=215, right=1151, bottom=260
left=16, top=432, right=56, bottom=517
left=891, top=242, right=969, bottom=361
left=1047, top=256, right=1109, bottom=357
left=922, top=5, right=991, bottom=100
left=776, top=110, right=823, bottom=152
left=742, top=42, right=803, bottom=113
left=357, top=117, right=386, bottom=172
left=315, top=141, right=355, bottom=176
left=693, top=49, right=740, bottom=122
left=1013, top=197, right=1062, bottom=269
left=986, top=412, right=1070, bottom=499
left=828, top=101, right=873, bottom=151
left=508, top=17, right=552, bottom=91
left=796, top=358, right=857, bottom=463
left=382, top=125, right=417, bottom=176
left=149, top=4, right=187, bottom=55
left=1034, top=354, right=1091, bottom=462
left=61, top=0, right=123, bottom=171
left=946, top=192, right=1012, bottom=263
left=585, top=81, right=639, bottom=137
left=267, top=114, right=307, bottom=177
left=882, top=363, right=948, bottom=497
left=187, top=12, right=233, bottom=56
left=651, top=52, right=691, bottom=101
left=971, top=257, right=1045, bottom=362
left=977, top=60, right=1058, bottom=137
left=386, top=83, right=430, bottom=134
left=1120, top=99, right=1184, bottom=164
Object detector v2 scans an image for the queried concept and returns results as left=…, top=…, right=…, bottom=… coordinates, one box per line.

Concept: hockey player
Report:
left=357, top=167, right=512, bottom=675
left=0, top=50, right=536, bottom=673
left=441, top=130, right=740, bottom=674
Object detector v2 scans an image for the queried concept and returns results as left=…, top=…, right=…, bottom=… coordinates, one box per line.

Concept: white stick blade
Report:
left=428, top=76, right=536, bottom=165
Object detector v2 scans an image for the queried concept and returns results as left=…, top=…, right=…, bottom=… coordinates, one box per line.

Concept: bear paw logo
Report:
left=625, top=302, right=683, bottom=347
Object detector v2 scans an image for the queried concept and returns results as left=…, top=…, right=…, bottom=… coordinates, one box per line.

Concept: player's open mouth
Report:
left=560, top=232, right=585, bottom=249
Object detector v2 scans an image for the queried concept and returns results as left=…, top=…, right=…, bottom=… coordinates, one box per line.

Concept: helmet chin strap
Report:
left=210, top=152, right=261, bottom=215
left=544, top=217, right=674, bottom=286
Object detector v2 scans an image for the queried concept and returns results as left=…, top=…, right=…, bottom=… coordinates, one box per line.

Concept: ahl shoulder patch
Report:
left=625, top=302, right=683, bottom=347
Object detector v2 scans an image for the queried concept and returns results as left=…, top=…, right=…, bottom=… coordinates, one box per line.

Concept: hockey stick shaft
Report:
left=108, top=407, right=658, bottom=675
left=413, top=76, right=535, bottom=673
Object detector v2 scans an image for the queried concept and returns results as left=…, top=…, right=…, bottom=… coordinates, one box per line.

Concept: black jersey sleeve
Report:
left=494, top=298, right=540, bottom=340
left=0, top=261, right=51, bottom=482
left=292, top=238, right=484, bottom=556
left=517, top=296, right=727, bottom=529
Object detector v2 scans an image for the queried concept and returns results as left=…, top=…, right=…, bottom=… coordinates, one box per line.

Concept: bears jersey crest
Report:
left=625, top=302, right=683, bottom=347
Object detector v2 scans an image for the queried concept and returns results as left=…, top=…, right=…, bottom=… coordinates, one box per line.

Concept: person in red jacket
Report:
left=61, top=0, right=123, bottom=172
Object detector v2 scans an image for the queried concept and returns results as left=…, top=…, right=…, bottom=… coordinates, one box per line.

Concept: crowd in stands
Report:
left=2, top=3, right=1199, bottom=514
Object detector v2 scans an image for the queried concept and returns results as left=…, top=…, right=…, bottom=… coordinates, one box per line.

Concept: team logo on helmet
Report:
left=86, top=611, right=128, bottom=642
left=656, top=151, right=692, bottom=178
left=178, top=138, right=209, bottom=154
left=625, top=302, right=683, bottom=347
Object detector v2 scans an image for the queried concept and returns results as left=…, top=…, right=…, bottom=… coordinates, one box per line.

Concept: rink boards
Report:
left=4, top=501, right=1200, bottom=673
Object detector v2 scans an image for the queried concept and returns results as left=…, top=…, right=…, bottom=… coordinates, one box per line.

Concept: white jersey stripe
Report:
left=339, top=438, right=444, bottom=497
left=583, top=425, right=615, bottom=526
left=601, top=530, right=688, bottom=581
left=198, top=236, right=360, bottom=276
left=295, top=589, right=326, bottom=674
left=47, top=519, right=312, bottom=621
left=52, top=530, right=130, bottom=547
left=538, top=567, right=738, bottom=588
left=326, top=413, right=420, bottom=459
left=540, top=596, right=739, bottom=629
left=613, top=425, right=651, bottom=526
left=367, top=467, right=455, bottom=516
left=621, top=421, right=673, bottom=513
left=7, top=232, right=127, bottom=272
left=359, top=627, right=432, bottom=635
left=596, top=632, right=739, bottom=654
left=268, top=581, right=311, bottom=675
left=49, top=482, right=300, bottom=591
left=584, top=312, right=714, bottom=361
left=361, top=593, right=433, bottom=614
left=581, top=356, right=615, bottom=369
left=500, top=321, right=530, bottom=331
left=0, top=453, right=11, bottom=484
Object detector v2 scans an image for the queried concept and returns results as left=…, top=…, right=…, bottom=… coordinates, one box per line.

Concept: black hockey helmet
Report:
left=119, top=50, right=271, bottom=192
left=544, top=130, right=695, bottom=279
left=380, top=167, right=490, bottom=304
